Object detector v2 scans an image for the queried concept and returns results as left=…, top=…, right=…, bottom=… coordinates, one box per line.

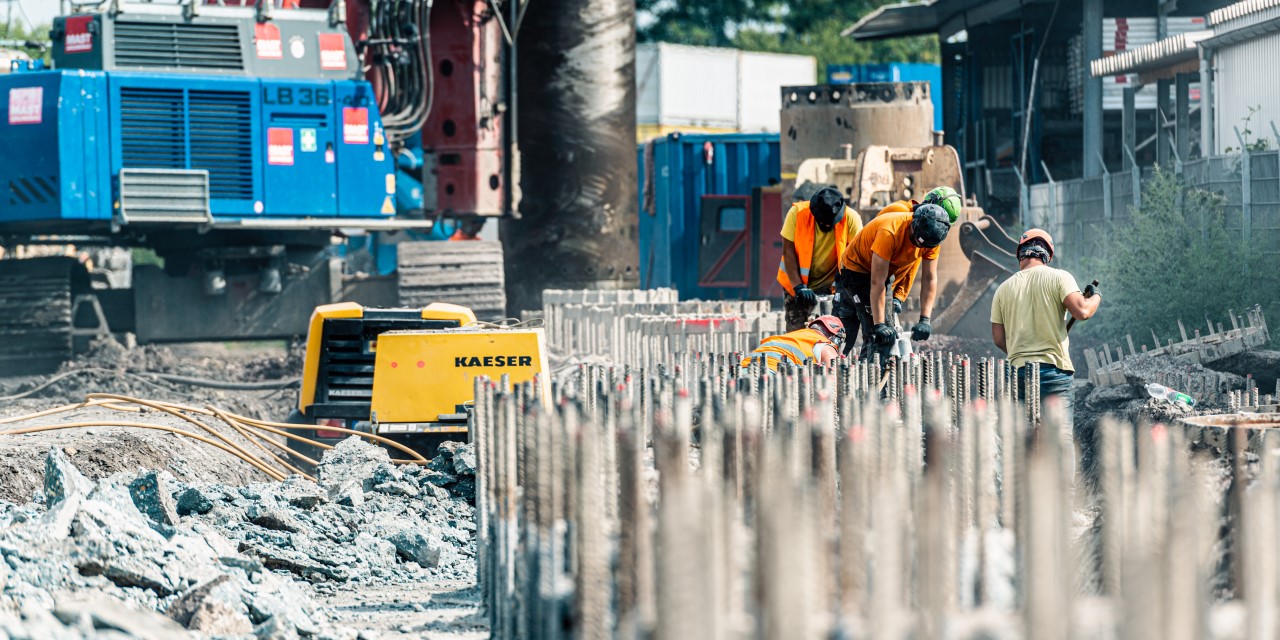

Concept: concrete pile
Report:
left=0, top=437, right=477, bottom=639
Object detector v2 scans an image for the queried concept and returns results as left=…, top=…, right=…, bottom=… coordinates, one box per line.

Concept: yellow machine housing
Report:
left=370, top=328, right=550, bottom=433
left=294, top=302, right=547, bottom=448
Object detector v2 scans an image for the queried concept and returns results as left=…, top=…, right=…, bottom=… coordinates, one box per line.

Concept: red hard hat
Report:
left=1018, top=228, right=1055, bottom=260
left=808, top=315, right=845, bottom=341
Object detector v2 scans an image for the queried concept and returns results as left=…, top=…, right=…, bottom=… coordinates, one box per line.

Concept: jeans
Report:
left=1017, top=363, right=1082, bottom=484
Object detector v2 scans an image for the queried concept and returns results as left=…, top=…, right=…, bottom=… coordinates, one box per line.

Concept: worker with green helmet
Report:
left=872, top=185, right=963, bottom=223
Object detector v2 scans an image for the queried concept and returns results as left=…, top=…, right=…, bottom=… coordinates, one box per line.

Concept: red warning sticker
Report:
left=268, top=128, right=294, bottom=166
left=64, top=15, right=93, bottom=54
left=8, top=87, right=42, bottom=125
left=318, top=33, right=347, bottom=70
left=343, top=107, right=369, bottom=145
left=254, top=23, right=283, bottom=60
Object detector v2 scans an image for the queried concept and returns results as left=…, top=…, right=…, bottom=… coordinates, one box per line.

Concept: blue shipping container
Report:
left=637, top=132, right=780, bottom=300
left=827, top=63, right=943, bottom=131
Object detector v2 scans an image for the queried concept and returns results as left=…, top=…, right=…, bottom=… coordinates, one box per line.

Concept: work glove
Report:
left=891, top=298, right=904, bottom=316
left=872, top=323, right=897, bottom=346
left=1083, top=282, right=1099, bottom=298
left=794, top=285, right=818, bottom=307
left=912, top=316, right=932, bottom=341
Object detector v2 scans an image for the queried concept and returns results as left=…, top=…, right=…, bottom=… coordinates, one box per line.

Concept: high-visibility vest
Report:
left=739, top=328, right=836, bottom=370
left=777, top=202, right=848, bottom=295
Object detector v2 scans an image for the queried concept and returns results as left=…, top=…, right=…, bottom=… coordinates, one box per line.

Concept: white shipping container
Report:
left=636, top=43, right=816, bottom=132
left=737, top=50, right=818, bottom=132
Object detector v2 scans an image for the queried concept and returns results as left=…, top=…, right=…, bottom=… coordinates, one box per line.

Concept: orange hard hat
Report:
left=808, top=315, right=846, bottom=344
left=1018, top=228, right=1055, bottom=260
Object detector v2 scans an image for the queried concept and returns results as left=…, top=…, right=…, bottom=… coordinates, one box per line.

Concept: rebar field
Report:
left=472, top=294, right=1280, bottom=640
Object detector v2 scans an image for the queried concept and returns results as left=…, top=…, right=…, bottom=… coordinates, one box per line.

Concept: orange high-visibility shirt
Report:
left=840, top=210, right=939, bottom=302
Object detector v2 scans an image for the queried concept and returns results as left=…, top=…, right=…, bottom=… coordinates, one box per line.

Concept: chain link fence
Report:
left=1028, top=151, right=1280, bottom=282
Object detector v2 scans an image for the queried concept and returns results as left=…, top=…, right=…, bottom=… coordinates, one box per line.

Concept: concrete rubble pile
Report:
left=1083, top=306, right=1271, bottom=404
left=0, top=437, right=477, bottom=640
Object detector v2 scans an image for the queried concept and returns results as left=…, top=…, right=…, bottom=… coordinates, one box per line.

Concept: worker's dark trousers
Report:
left=834, top=269, right=891, bottom=362
left=782, top=293, right=817, bottom=332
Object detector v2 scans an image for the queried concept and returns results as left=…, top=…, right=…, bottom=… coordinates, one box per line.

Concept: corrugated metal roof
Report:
left=842, top=1, right=939, bottom=40
left=1089, top=30, right=1212, bottom=77
left=1210, top=0, right=1280, bottom=26
left=842, top=0, right=1026, bottom=41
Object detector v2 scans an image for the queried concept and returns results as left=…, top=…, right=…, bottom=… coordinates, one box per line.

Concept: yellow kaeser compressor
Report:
left=289, top=302, right=550, bottom=461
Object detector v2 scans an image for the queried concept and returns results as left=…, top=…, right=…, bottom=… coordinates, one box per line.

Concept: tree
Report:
left=0, top=20, right=52, bottom=64
left=638, top=1, right=938, bottom=75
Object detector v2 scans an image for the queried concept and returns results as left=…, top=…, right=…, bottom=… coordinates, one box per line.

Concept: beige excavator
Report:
left=793, top=143, right=1021, bottom=339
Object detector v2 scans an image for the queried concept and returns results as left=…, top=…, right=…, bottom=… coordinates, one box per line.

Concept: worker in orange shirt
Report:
left=777, top=187, right=862, bottom=331
left=834, top=202, right=952, bottom=361
left=740, top=316, right=846, bottom=371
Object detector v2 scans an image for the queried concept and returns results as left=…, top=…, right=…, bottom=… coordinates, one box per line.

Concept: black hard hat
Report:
left=810, top=186, right=845, bottom=231
left=910, top=203, right=951, bottom=248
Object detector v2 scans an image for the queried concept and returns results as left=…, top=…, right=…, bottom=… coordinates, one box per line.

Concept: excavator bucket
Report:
left=932, top=215, right=1019, bottom=338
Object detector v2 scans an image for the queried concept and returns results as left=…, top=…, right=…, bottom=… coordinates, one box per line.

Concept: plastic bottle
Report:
left=1146, top=383, right=1196, bottom=408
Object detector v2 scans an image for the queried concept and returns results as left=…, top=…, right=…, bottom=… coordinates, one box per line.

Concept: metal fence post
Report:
left=1099, top=153, right=1112, bottom=221
left=1040, top=161, right=1058, bottom=236
left=1125, top=147, right=1142, bottom=210
left=1013, top=165, right=1029, bottom=230
left=1235, top=126, right=1252, bottom=278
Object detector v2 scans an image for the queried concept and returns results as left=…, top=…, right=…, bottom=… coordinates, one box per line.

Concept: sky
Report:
left=13, top=1, right=57, bottom=29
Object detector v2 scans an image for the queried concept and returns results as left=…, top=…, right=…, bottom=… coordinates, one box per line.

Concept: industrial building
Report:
left=847, top=0, right=1234, bottom=220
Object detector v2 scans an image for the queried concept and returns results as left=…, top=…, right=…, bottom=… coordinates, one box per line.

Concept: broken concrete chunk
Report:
left=276, top=476, right=326, bottom=510
left=129, top=470, right=180, bottom=532
left=43, top=447, right=93, bottom=506
left=54, top=594, right=193, bottom=640
left=444, top=442, right=477, bottom=476
left=328, top=481, right=366, bottom=509
left=189, top=597, right=254, bottom=635
left=254, top=613, right=302, bottom=640
left=219, top=555, right=264, bottom=575
left=318, top=437, right=393, bottom=493
left=373, top=480, right=420, bottom=498
left=386, top=530, right=441, bottom=568
left=248, top=506, right=303, bottom=533
left=167, top=575, right=231, bottom=627
left=176, top=487, right=216, bottom=516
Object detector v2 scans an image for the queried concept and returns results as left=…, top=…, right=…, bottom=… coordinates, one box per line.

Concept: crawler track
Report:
left=0, top=257, right=83, bottom=375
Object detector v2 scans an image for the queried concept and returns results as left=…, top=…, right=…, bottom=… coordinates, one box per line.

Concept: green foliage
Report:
left=131, top=248, right=165, bottom=269
left=0, top=20, right=52, bottom=64
left=1080, top=167, right=1267, bottom=343
left=1223, top=105, right=1271, bottom=154
left=638, top=1, right=938, bottom=73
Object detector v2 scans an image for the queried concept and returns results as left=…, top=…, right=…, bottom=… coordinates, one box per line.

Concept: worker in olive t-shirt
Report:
left=991, top=229, right=1102, bottom=481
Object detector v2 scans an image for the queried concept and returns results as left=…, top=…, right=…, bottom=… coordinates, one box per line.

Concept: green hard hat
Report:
left=923, top=186, right=962, bottom=223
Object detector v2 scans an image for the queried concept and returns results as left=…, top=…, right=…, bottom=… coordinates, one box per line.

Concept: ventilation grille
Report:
left=118, top=169, right=210, bottom=223
left=8, top=176, right=58, bottom=206
left=119, top=87, right=185, bottom=170
left=113, top=21, right=244, bottom=71
left=118, top=87, right=254, bottom=201
left=189, top=91, right=254, bottom=200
